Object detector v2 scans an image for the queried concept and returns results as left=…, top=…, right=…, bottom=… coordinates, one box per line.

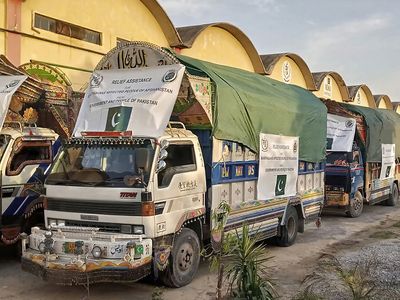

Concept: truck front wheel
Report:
left=346, top=191, right=363, bottom=218
left=161, top=228, right=200, bottom=288
left=276, top=206, right=298, bottom=247
left=386, top=183, right=399, bottom=206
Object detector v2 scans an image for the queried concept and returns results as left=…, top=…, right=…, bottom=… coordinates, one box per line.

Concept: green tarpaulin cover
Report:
left=177, top=54, right=327, bottom=162
left=342, top=103, right=400, bottom=162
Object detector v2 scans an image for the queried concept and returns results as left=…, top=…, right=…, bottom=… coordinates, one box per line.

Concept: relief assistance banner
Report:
left=380, top=144, right=395, bottom=179
left=257, top=133, right=299, bottom=200
left=0, top=75, right=27, bottom=129
left=73, top=64, right=185, bottom=137
left=326, top=113, right=356, bottom=152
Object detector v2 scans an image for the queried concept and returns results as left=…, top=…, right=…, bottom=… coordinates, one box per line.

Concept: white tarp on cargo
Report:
left=380, top=144, right=395, bottom=179
left=73, top=64, right=185, bottom=137
left=0, top=75, right=27, bottom=129
left=258, top=133, right=299, bottom=200
left=326, top=113, right=356, bottom=152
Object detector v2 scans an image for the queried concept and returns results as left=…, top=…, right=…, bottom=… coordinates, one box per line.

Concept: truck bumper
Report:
left=325, top=192, right=349, bottom=207
left=21, top=226, right=153, bottom=285
left=21, top=256, right=151, bottom=285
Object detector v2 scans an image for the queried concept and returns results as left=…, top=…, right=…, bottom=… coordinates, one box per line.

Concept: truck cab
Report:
left=22, top=125, right=206, bottom=286
left=0, top=124, right=59, bottom=244
left=325, top=146, right=364, bottom=217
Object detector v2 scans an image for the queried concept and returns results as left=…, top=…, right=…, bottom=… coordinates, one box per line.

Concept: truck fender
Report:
left=280, top=202, right=305, bottom=226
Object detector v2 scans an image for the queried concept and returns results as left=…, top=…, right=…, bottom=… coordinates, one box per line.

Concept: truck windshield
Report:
left=47, top=140, right=155, bottom=187
left=326, top=152, right=350, bottom=166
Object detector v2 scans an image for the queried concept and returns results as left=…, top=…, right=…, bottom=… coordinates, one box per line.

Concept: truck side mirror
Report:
left=160, top=140, right=169, bottom=150
left=159, top=149, right=168, bottom=161
left=156, top=160, right=166, bottom=173
left=135, top=149, right=152, bottom=173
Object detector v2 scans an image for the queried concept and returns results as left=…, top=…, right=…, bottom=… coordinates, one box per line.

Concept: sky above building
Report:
left=159, top=0, right=399, bottom=102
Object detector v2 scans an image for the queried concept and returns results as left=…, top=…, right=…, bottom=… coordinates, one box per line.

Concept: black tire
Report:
left=346, top=191, right=364, bottom=218
left=161, top=228, right=200, bottom=288
left=386, top=183, right=399, bottom=206
left=276, top=206, right=298, bottom=247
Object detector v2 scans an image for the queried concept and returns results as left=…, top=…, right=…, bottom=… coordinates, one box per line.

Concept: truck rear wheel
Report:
left=161, top=228, right=200, bottom=288
left=386, top=183, right=399, bottom=206
left=276, top=206, right=298, bottom=247
left=346, top=191, right=363, bottom=218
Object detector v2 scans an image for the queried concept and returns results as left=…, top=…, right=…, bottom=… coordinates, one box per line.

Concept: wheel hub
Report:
left=177, top=243, right=194, bottom=272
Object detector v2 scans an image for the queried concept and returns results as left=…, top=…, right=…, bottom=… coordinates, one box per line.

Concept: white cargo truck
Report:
left=21, top=42, right=327, bottom=287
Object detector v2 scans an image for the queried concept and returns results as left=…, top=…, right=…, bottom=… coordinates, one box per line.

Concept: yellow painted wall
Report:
left=313, top=75, right=344, bottom=102
left=395, top=106, right=400, bottom=114
left=0, top=0, right=5, bottom=55
left=180, top=27, right=255, bottom=72
left=268, top=57, right=307, bottom=89
left=377, top=100, right=388, bottom=109
left=17, top=0, right=170, bottom=89
left=353, top=88, right=371, bottom=107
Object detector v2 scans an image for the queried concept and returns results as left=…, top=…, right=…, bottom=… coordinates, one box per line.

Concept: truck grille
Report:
left=47, top=199, right=142, bottom=216
left=64, top=220, right=121, bottom=233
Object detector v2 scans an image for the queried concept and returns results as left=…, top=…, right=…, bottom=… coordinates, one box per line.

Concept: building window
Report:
left=34, top=13, right=102, bottom=45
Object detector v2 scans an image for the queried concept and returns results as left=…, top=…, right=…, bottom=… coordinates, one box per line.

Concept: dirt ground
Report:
left=0, top=204, right=399, bottom=300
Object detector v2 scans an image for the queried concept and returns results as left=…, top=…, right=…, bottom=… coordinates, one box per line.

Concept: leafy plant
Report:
left=224, top=224, right=276, bottom=300
left=151, top=287, right=164, bottom=300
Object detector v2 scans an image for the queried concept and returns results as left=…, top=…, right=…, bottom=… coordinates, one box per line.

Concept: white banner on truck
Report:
left=380, top=144, right=395, bottom=179
left=257, top=133, right=299, bottom=200
left=73, top=64, right=185, bottom=137
left=326, top=114, right=356, bottom=152
left=0, top=75, right=27, bottom=129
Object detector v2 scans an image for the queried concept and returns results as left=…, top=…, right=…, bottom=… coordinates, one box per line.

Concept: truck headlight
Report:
left=133, top=225, right=144, bottom=235
left=92, top=246, right=102, bottom=258
left=38, top=242, right=46, bottom=253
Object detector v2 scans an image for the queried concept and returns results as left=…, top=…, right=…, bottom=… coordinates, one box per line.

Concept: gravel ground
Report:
left=295, top=224, right=400, bottom=300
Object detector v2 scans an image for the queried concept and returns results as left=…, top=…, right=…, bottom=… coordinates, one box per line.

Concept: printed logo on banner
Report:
left=90, top=73, right=103, bottom=88
left=275, top=175, right=287, bottom=196
left=261, top=137, right=269, bottom=152
left=105, top=106, right=132, bottom=131
left=162, top=70, right=178, bottom=82
left=4, top=80, right=20, bottom=91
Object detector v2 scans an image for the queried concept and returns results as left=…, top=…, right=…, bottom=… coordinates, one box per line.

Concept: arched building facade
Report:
left=260, top=53, right=316, bottom=90
left=176, top=23, right=265, bottom=74
left=348, top=85, right=376, bottom=108
left=1, top=0, right=182, bottom=90
left=312, top=72, right=349, bottom=102
left=374, top=94, right=393, bottom=110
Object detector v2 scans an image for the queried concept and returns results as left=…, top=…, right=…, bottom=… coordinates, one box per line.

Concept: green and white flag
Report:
left=73, top=64, right=185, bottom=137
left=258, top=133, right=299, bottom=200
left=0, top=75, right=27, bottom=129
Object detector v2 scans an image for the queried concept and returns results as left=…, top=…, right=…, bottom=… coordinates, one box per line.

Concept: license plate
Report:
left=63, top=242, right=76, bottom=254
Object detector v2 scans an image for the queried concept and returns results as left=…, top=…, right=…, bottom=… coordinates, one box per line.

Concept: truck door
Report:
left=152, top=141, right=205, bottom=237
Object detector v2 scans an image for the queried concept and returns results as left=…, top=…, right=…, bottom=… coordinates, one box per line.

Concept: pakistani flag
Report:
left=105, top=106, right=132, bottom=131
left=275, top=174, right=287, bottom=196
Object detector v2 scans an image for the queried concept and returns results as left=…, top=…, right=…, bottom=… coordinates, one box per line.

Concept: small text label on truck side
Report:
left=120, top=192, right=138, bottom=199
